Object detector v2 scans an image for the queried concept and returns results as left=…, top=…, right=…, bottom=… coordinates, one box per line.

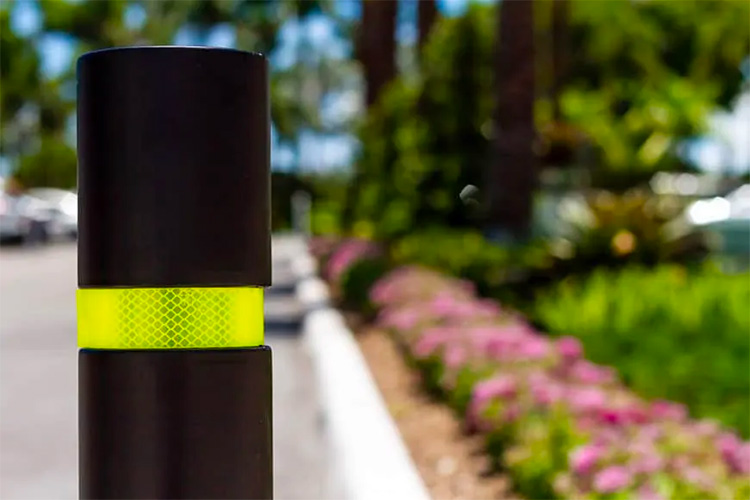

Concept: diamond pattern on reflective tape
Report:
left=117, top=288, right=232, bottom=348
left=77, top=287, right=263, bottom=349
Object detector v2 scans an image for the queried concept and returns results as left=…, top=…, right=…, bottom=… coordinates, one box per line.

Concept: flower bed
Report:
left=316, top=238, right=750, bottom=500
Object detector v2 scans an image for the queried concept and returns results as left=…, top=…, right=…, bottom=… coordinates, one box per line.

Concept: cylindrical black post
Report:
left=76, top=47, right=272, bottom=499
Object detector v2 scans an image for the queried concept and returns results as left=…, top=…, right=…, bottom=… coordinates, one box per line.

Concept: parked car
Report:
left=0, top=191, right=53, bottom=244
left=26, top=188, right=78, bottom=239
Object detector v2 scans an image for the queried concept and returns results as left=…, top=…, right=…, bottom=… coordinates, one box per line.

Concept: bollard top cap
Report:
left=77, top=46, right=271, bottom=288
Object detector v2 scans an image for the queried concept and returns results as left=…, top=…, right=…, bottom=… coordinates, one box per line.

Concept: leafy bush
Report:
left=345, top=1, right=750, bottom=238
left=323, top=238, right=381, bottom=288
left=390, top=228, right=558, bottom=300
left=385, top=194, right=707, bottom=310
left=14, top=135, right=77, bottom=189
left=348, top=5, right=494, bottom=238
left=546, top=189, right=705, bottom=272
left=560, top=0, right=750, bottom=180
left=392, top=229, right=510, bottom=292
left=535, top=266, right=750, bottom=436
left=340, top=256, right=390, bottom=314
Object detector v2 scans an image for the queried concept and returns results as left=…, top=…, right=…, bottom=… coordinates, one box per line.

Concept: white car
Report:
left=0, top=192, right=53, bottom=244
left=27, top=188, right=78, bottom=239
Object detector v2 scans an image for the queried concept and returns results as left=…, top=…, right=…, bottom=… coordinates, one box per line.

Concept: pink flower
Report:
left=378, top=307, right=423, bottom=331
left=443, top=345, right=467, bottom=368
left=716, top=432, right=750, bottom=475
left=569, top=360, right=616, bottom=385
left=629, top=453, right=664, bottom=474
left=517, top=336, right=551, bottom=360
left=692, top=419, right=720, bottom=438
left=412, top=332, right=446, bottom=358
left=413, top=326, right=462, bottom=355
left=326, top=239, right=380, bottom=284
left=636, top=484, right=664, bottom=500
left=568, top=387, right=607, bottom=414
left=426, top=294, right=501, bottom=322
left=502, top=403, right=521, bottom=423
left=598, top=408, right=626, bottom=426
left=528, top=373, right=565, bottom=407
left=599, top=404, right=650, bottom=426
left=570, top=444, right=604, bottom=475
left=430, top=293, right=461, bottom=316
left=590, top=427, right=622, bottom=448
left=681, top=466, right=714, bottom=490
left=636, top=423, right=663, bottom=442
left=556, top=336, right=583, bottom=361
left=650, top=400, right=688, bottom=422
left=734, top=443, right=750, bottom=475
left=593, top=466, right=632, bottom=493
left=472, top=375, right=518, bottom=409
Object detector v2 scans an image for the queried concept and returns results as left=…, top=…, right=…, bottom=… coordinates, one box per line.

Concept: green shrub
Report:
left=348, top=5, right=495, bottom=238
left=346, top=1, right=750, bottom=239
left=535, top=266, right=750, bottom=436
left=547, top=189, right=703, bottom=272
left=340, top=257, right=390, bottom=314
left=504, top=411, right=580, bottom=500
left=14, top=135, right=77, bottom=189
left=390, top=228, right=559, bottom=305
left=391, top=229, right=511, bottom=293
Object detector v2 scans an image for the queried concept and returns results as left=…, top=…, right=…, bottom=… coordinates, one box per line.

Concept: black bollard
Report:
left=76, top=47, right=272, bottom=499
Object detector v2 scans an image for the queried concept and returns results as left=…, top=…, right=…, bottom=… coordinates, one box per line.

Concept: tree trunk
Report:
left=418, top=0, right=438, bottom=53
left=359, top=0, right=397, bottom=107
left=487, top=0, right=536, bottom=239
left=551, top=0, right=568, bottom=121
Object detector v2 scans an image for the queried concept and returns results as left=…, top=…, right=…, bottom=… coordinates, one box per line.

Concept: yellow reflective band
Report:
left=77, top=287, right=263, bottom=349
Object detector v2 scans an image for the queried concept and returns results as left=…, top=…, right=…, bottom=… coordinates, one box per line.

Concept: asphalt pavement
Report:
left=0, top=236, right=340, bottom=499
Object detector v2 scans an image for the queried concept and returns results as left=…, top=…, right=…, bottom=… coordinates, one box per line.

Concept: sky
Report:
left=6, top=0, right=750, bottom=175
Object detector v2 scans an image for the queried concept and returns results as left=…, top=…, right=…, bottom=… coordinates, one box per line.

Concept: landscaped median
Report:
left=310, top=237, right=750, bottom=500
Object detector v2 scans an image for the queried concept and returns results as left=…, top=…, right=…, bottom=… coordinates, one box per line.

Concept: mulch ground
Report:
left=351, top=316, right=518, bottom=500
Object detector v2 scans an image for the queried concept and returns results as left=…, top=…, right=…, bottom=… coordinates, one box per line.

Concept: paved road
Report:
left=0, top=236, right=339, bottom=499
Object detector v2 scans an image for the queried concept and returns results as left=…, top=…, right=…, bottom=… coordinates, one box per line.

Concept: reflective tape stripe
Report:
left=77, top=287, right=263, bottom=349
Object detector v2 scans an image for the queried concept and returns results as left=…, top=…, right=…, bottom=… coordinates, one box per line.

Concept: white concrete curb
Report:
left=292, top=251, right=431, bottom=500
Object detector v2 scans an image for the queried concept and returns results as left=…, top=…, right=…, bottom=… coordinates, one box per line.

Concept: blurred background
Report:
left=0, top=0, right=749, bottom=498
left=2, top=0, right=749, bottom=249
left=2, top=0, right=749, bottom=255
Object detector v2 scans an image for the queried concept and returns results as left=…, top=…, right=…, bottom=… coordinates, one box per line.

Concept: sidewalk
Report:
left=0, top=236, right=342, bottom=499
left=267, top=234, right=343, bottom=499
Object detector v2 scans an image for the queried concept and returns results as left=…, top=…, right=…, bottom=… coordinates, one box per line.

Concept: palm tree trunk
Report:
left=418, top=0, right=438, bottom=53
left=487, top=0, right=536, bottom=240
left=358, top=0, right=397, bottom=107
left=551, top=0, right=568, bottom=121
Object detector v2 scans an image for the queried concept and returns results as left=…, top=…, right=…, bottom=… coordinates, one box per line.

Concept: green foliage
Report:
left=392, top=228, right=510, bottom=292
left=0, top=9, right=40, bottom=129
left=340, top=256, right=390, bottom=314
left=503, top=411, right=580, bottom=500
left=14, top=136, right=77, bottom=189
left=347, top=1, right=750, bottom=237
left=391, top=228, right=556, bottom=299
left=565, top=0, right=749, bottom=109
left=555, top=0, right=750, bottom=179
left=548, top=189, right=702, bottom=271
left=308, top=173, right=348, bottom=235
left=535, top=266, right=750, bottom=436
left=349, top=5, right=494, bottom=238
left=414, top=355, right=448, bottom=400
left=449, top=365, right=492, bottom=415
left=3, top=0, right=354, bottom=188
